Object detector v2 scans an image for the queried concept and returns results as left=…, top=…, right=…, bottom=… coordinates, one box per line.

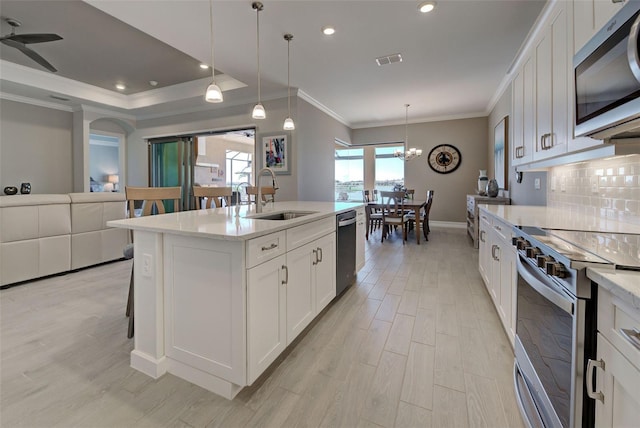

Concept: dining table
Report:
left=366, top=199, right=428, bottom=244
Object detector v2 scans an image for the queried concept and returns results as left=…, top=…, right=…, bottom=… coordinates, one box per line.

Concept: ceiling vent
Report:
left=376, top=53, right=402, bottom=66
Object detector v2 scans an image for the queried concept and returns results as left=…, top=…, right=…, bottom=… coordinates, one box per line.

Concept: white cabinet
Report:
left=478, top=213, right=491, bottom=285
left=356, top=207, right=365, bottom=271
left=512, top=56, right=536, bottom=166
left=246, top=218, right=337, bottom=384
left=534, top=2, right=569, bottom=161
left=247, top=254, right=287, bottom=384
left=588, top=287, right=640, bottom=427
left=574, top=0, right=627, bottom=54
left=314, top=232, right=336, bottom=314
left=478, top=209, right=516, bottom=346
left=286, top=232, right=336, bottom=344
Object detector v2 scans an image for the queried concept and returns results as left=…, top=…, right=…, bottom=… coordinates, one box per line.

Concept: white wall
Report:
left=0, top=99, right=73, bottom=194
left=353, top=117, right=488, bottom=223
left=296, top=98, right=352, bottom=202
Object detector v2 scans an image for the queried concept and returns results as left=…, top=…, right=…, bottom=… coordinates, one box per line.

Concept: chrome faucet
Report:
left=256, top=167, right=279, bottom=213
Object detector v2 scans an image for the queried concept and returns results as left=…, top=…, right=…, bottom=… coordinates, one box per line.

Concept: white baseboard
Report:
left=130, top=350, right=167, bottom=379
left=430, top=221, right=466, bottom=229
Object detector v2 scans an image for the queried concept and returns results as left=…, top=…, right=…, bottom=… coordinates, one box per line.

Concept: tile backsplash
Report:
left=548, top=154, right=640, bottom=226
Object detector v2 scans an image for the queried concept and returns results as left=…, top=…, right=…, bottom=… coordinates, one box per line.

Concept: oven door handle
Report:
left=517, top=255, right=574, bottom=314
left=628, top=11, right=640, bottom=84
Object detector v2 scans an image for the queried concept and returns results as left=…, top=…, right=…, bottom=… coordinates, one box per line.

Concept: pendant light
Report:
left=283, top=33, right=295, bottom=130
left=394, top=104, right=422, bottom=161
left=251, top=2, right=266, bottom=119
left=204, top=0, right=223, bottom=103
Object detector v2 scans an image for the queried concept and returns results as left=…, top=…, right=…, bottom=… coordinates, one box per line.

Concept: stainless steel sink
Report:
left=246, top=211, right=318, bottom=220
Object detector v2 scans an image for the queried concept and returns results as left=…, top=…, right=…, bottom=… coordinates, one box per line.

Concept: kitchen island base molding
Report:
left=169, top=359, right=243, bottom=400
left=130, top=350, right=168, bottom=379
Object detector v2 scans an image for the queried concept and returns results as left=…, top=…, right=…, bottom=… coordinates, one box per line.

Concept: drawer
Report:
left=246, top=231, right=286, bottom=269
left=287, top=217, right=335, bottom=251
left=598, top=288, right=640, bottom=371
left=492, top=217, right=511, bottom=243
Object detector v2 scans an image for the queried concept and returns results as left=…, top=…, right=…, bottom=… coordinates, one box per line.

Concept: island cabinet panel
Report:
left=163, top=235, right=246, bottom=386
left=314, top=232, right=336, bottom=314
left=247, top=254, right=287, bottom=385
left=286, top=241, right=316, bottom=343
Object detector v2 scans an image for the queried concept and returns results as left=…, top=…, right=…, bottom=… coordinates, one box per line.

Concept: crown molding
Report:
left=352, top=111, right=486, bottom=129
left=0, top=91, right=74, bottom=112
left=297, top=89, right=350, bottom=127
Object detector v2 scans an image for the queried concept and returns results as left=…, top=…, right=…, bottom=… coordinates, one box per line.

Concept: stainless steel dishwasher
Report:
left=336, top=210, right=357, bottom=296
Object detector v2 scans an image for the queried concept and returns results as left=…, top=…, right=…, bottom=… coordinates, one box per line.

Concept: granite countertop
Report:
left=107, top=201, right=362, bottom=241
left=479, top=204, right=640, bottom=307
left=587, top=268, right=640, bottom=311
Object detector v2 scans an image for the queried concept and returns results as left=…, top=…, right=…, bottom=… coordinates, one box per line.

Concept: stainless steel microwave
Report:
left=574, top=1, right=640, bottom=139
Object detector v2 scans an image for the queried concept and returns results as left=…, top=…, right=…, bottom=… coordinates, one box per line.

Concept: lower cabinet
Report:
left=478, top=209, right=516, bottom=346
left=593, top=334, right=640, bottom=427
left=589, top=287, right=640, bottom=427
left=247, top=254, right=287, bottom=384
left=246, top=230, right=336, bottom=384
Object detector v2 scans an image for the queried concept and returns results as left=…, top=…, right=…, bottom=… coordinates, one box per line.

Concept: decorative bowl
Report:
left=3, top=186, right=18, bottom=195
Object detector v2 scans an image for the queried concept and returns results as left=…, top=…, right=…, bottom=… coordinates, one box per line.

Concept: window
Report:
left=375, top=146, right=404, bottom=192
left=335, top=148, right=364, bottom=201
left=226, top=150, right=252, bottom=203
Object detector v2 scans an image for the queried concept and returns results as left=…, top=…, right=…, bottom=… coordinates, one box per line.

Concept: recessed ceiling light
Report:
left=200, top=63, right=209, bottom=69
left=418, top=1, right=436, bottom=13
left=115, top=83, right=126, bottom=91
left=149, top=80, right=158, bottom=86
left=322, top=26, right=335, bottom=36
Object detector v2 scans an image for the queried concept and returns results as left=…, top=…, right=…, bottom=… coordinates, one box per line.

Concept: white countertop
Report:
left=587, top=268, right=640, bottom=311
left=479, top=205, right=640, bottom=234
left=107, top=201, right=362, bottom=241
left=479, top=204, right=640, bottom=305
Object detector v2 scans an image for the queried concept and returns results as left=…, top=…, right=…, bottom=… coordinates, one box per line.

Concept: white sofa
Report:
left=0, top=192, right=128, bottom=287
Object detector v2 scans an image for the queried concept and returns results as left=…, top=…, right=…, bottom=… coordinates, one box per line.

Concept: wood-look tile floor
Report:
left=1, top=228, right=524, bottom=428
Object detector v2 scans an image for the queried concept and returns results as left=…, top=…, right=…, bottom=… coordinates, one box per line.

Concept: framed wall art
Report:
left=260, top=133, right=290, bottom=175
left=494, top=116, right=508, bottom=190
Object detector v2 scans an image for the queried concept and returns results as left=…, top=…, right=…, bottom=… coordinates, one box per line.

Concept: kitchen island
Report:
left=108, top=201, right=364, bottom=399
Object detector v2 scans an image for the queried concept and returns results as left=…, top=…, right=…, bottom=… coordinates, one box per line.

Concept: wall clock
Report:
left=428, top=144, right=462, bottom=174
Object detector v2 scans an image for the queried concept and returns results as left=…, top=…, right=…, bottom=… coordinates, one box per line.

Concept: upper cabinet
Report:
left=534, top=3, right=569, bottom=161
left=574, top=0, right=628, bottom=54
left=510, top=0, right=629, bottom=167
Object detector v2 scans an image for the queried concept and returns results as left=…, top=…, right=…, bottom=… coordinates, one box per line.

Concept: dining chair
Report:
left=407, top=189, right=434, bottom=241
left=379, top=190, right=410, bottom=244
left=123, top=186, right=181, bottom=338
left=246, top=186, right=276, bottom=204
left=193, top=186, right=232, bottom=209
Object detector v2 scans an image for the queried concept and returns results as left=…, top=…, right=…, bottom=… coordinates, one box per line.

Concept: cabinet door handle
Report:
left=317, top=247, right=323, bottom=263
left=480, top=230, right=486, bottom=243
left=515, top=146, right=524, bottom=158
left=586, top=358, right=605, bottom=403
left=491, top=244, right=497, bottom=260
left=282, top=265, right=288, bottom=285
left=261, top=243, right=278, bottom=251
left=495, top=245, right=500, bottom=262
left=312, top=249, right=318, bottom=265
left=620, top=328, right=640, bottom=351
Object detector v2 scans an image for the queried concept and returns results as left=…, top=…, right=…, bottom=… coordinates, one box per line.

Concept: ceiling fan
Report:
left=0, top=18, right=62, bottom=72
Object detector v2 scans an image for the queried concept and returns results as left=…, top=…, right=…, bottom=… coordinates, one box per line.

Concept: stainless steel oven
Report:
left=512, top=228, right=608, bottom=428
left=574, top=1, right=640, bottom=139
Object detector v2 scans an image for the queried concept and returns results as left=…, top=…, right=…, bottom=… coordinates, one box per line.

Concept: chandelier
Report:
left=394, top=104, right=422, bottom=161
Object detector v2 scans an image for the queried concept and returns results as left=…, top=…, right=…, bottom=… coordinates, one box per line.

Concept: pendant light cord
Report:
left=209, top=0, right=215, bottom=82
left=405, top=104, right=409, bottom=153
left=256, top=4, right=261, bottom=104
left=287, top=36, right=291, bottom=116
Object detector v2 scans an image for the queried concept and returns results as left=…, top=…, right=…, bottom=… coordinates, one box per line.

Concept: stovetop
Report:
left=517, top=226, right=640, bottom=271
